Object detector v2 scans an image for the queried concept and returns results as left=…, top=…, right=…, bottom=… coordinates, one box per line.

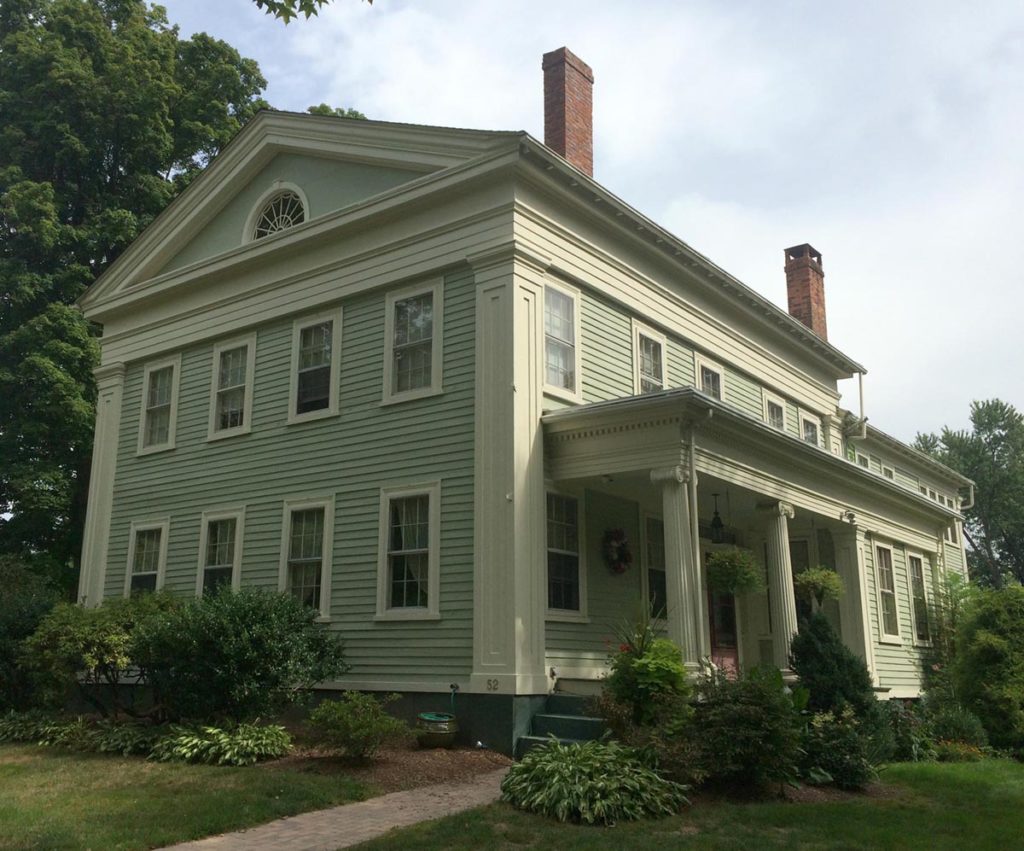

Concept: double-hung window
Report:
left=632, top=321, right=666, bottom=395
left=208, top=335, right=256, bottom=439
left=384, top=281, right=443, bottom=403
left=694, top=354, right=723, bottom=401
left=376, top=482, right=441, bottom=620
left=547, top=493, right=582, bottom=614
left=907, top=553, right=931, bottom=643
left=279, top=497, right=334, bottom=618
left=125, top=520, right=169, bottom=595
left=543, top=283, right=581, bottom=402
left=138, top=356, right=181, bottom=454
left=644, top=516, right=668, bottom=618
left=197, top=509, right=244, bottom=595
left=799, top=412, right=821, bottom=447
left=875, top=544, right=900, bottom=640
left=289, top=310, right=341, bottom=423
left=763, top=391, right=787, bottom=431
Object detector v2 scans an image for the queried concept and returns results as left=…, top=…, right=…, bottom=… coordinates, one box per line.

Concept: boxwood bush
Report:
left=308, top=691, right=410, bottom=760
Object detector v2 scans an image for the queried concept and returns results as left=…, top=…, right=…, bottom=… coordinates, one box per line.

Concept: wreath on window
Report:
left=602, top=528, right=633, bottom=575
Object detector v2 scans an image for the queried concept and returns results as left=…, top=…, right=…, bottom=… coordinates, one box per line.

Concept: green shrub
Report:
left=952, top=586, right=1024, bottom=749
left=0, top=556, right=60, bottom=710
left=692, top=665, right=802, bottom=789
left=133, top=589, right=349, bottom=723
left=604, top=632, right=690, bottom=727
left=790, top=612, right=876, bottom=718
left=886, top=701, right=936, bottom=762
left=307, top=691, right=410, bottom=760
left=500, top=739, right=688, bottom=825
left=934, top=740, right=985, bottom=762
left=801, top=709, right=877, bottom=790
left=0, top=710, right=55, bottom=743
left=705, top=547, right=765, bottom=595
left=90, top=720, right=165, bottom=756
left=149, top=723, right=291, bottom=766
left=22, top=594, right=176, bottom=716
left=927, top=704, right=988, bottom=748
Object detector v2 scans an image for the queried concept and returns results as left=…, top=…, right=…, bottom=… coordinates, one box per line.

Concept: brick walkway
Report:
left=161, top=767, right=508, bottom=851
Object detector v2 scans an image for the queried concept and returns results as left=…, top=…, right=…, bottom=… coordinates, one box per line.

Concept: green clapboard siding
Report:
left=105, top=268, right=477, bottom=683
left=863, top=542, right=927, bottom=690
left=724, top=368, right=762, bottom=420
left=666, top=338, right=695, bottom=388
left=581, top=292, right=634, bottom=402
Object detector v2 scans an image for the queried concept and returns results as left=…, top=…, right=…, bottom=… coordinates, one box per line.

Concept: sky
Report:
left=161, top=0, right=1024, bottom=442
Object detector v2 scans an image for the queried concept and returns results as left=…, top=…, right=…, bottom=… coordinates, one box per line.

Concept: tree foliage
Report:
left=254, top=0, right=371, bottom=24
left=0, top=0, right=268, bottom=574
left=914, top=399, right=1024, bottom=586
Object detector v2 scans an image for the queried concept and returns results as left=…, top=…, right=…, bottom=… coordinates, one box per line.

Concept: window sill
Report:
left=206, top=426, right=252, bottom=443
left=543, top=386, right=583, bottom=406
left=314, top=614, right=333, bottom=624
left=374, top=611, right=442, bottom=623
left=286, top=408, right=339, bottom=426
left=878, top=635, right=903, bottom=646
left=380, top=387, right=444, bottom=407
left=136, top=443, right=175, bottom=457
left=546, top=610, right=590, bottom=624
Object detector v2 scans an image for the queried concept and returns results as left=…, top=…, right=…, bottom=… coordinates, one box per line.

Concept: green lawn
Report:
left=0, top=744, right=367, bottom=850
left=358, top=760, right=1024, bottom=850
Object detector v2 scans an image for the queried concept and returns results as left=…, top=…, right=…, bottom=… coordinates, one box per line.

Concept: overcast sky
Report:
left=161, top=0, right=1024, bottom=442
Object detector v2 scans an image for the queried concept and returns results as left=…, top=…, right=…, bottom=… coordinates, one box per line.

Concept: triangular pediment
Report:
left=80, top=111, right=519, bottom=311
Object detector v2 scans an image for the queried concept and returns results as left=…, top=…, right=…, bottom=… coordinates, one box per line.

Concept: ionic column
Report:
left=651, top=465, right=701, bottom=668
left=759, top=500, right=798, bottom=670
left=78, top=362, right=126, bottom=606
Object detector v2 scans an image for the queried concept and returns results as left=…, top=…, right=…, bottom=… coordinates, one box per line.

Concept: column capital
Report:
left=650, top=465, right=689, bottom=485
left=757, top=499, right=794, bottom=519
left=93, top=362, right=126, bottom=387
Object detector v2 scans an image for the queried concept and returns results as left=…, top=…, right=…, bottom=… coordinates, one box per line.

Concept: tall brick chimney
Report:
left=542, top=47, right=594, bottom=176
left=784, top=244, right=828, bottom=340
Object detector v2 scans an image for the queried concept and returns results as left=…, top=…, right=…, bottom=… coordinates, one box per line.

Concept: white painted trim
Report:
left=542, top=279, right=584, bottom=404
left=278, top=495, right=335, bottom=620
left=905, top=549, right=933, bottom=648
left=631, top=319, right=668, bottom=395
left=242, top=181, right=310, bottom=244
left=798, top=409, right=822, bottom=448
left=381, top=278, right=444, bottom=404
left=881, top=464, right=896, bottom=481
left=195, top=506, right=246, bottom=596
left=544, top=488, right=589, bottom=620
left=136, top=354, right=181, bottom=455
left=123, top=518, right=170, bottom=597
left=857, top=452, right=871, bottom=469
left=375, top=480, right=442, bottom=621
left=287, top=308, right=342, bottom=425
left=206, top=332, right=257, bottom=442
left=873, top=541, right=902, bottom=643
left=761, top=389, right=788, bottom=432
left=693, top=352, right=726, bottom=401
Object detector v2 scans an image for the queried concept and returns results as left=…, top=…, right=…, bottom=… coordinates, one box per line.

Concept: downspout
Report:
left=960, top=482, right=975, bottom=511
left=848, top=371, right=868, bottom=441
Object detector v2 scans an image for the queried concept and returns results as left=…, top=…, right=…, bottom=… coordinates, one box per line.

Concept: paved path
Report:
left=161, top=767, right=508, bottom=851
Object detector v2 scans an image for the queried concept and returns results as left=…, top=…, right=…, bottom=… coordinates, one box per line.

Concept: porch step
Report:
left=544, top=693, right=594, bottom=716
left=515, top=735, right=585, bottom=758
left=531, top=713, right=607, bottom=741
left=552, top=677, right=603, bottom=698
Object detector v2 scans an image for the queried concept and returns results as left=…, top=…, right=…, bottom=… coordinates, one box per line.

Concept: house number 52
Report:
left=486, top=679, right=500, bottom=691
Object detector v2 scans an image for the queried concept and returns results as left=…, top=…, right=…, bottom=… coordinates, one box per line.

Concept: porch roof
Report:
left=541, top=388, right=964, bottom=522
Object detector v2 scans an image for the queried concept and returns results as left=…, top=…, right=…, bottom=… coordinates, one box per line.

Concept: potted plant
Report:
left=705, top=547, right=765, bottom=595
left=794, top=565, right=844, bottom=607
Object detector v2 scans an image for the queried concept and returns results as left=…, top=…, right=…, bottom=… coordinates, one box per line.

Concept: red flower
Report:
left=619, top=643, right=632, bottom=653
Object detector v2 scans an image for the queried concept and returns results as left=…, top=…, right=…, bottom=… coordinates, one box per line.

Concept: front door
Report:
left=707, top=588, right=739, bottom=675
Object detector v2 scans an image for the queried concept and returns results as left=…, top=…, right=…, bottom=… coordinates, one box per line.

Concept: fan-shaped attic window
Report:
left=252, top=191, right=306, bottom=240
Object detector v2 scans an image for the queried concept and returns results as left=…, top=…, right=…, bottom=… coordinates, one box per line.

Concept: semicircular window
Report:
left=252, top=191, right=306, bottom=240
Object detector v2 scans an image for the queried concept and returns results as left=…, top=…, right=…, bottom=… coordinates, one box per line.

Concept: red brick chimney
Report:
left=542, top=47, right=594, bottom=176
left=784, top=244, right=828, bottom=340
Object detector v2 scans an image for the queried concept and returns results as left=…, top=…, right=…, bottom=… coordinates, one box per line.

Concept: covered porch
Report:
left=541, top=388, right=878, bottom=683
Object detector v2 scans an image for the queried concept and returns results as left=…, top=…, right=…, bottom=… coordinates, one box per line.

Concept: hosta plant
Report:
left=149, top=723, right=291, bottom=766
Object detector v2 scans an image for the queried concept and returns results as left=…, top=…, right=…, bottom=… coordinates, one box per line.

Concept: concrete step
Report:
left=545, top=693, right=594, bottom=716
left=515, top=735, right=585, bottom=758
left=531, top=713, right=606, bottom=741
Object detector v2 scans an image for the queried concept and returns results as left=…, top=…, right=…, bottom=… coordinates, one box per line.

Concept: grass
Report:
left=0, top=743, right=368, bottom=850
left=357, top=760, right=1024, bottom=850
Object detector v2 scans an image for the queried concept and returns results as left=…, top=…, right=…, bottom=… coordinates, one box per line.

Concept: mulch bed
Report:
left=265, top=743, right=512, bottom=794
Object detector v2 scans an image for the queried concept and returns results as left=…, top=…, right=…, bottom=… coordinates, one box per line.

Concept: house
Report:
left=76, top=48, right=971, bottom=754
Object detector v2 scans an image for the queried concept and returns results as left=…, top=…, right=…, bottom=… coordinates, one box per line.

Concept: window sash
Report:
left=699, top=365, right=721, bottom=399
left=287, top=508, right=325, bottom=608
left=387, top=495, right=431, bottom=609
left=547, top=494, right=580, bottom=611
left=392, top=294, right=434, bottom=393
left=144, top=366, right=174, bottom=446
left=876, top=546, right=899, bottom=636
left=295, top=322, right=333, bottom=414
left=544, top=288, right=576, bottom=392
left=909, top=555, right=930, bottom=642
left=766, top=401, right=785, bottom=430
left=802, top=419, right=819, bottom=445
left=638, top=335, right=664, bottom=394
left=130, top=528, right=162, bottom=593
left=214, top=346, right=248, bottom=431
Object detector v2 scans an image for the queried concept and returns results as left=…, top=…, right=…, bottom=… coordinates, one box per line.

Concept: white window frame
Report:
left=375, top=481, right=442, bottom=621
left=798, top=410, right=821, bottom=448
left=857, top=452, right=871, bottom=469
left=545, top=488, right=589, bottom=623
left=874, top=542, right=901, bottom=643
left=881, top=464, right=895, bottom=481
left=207, top=333, right=257, bottom=441
left=694, top=353, right=725, bottom=402
left=137, top=354, right=181, bottom=455
left=123, top=518, right=170, bottom=597
left=761, top=390, right=788, bottom=431
left=906, top=550, right=932, bottom=646
left=242, top=181, right=310, bottom=244
left=288, top=308, right=342, bottom=425
left=631, top=319, right=667, bottom=395
left=382, top=279, right=444, bottom=404
left=195, top=507, right=246, bottom=596
left=542, top=280, right=584, bottom=404
left=641, top=512, right=668, bottom=623
left=278, top=495, right=334, bottom=620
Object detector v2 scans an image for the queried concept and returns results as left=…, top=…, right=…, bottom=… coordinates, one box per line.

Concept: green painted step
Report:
left=531, top=713, right=607, bottom=741
left=545, top=693, right=594, bottom=716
